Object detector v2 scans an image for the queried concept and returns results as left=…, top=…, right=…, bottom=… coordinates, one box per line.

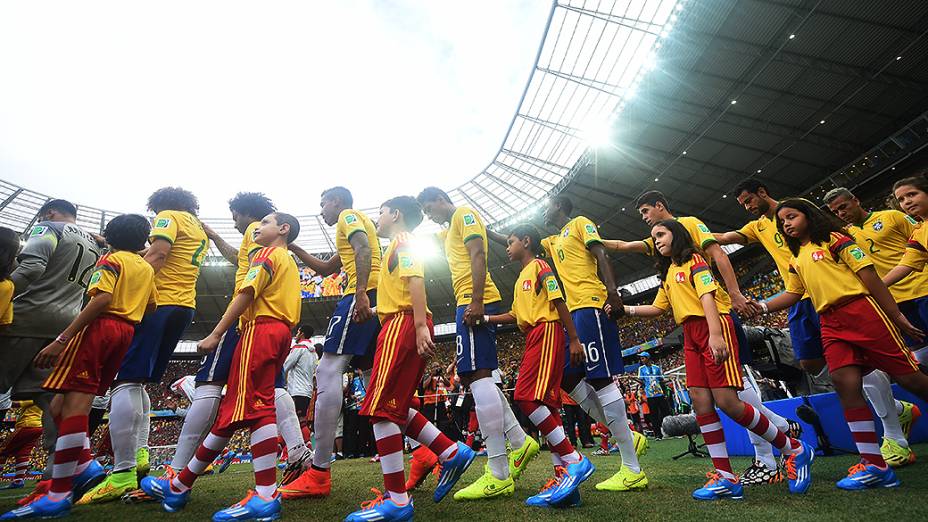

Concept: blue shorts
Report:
left=117, top=305, right=195, bottom=382
left=323, top=291, right=380, bottom=357
left=787, top=298, right=823, bottom=361
left=455, top=302, right=500, bottom=375
left=564, top=307, right=624, bottom=379
left=196, top=324, right=240, bottom=383
left=730, top=312, right=752, bottom=365
left=898, top=296, right=928, bottom=346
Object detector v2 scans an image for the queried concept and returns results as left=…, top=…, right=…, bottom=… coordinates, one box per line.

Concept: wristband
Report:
left=483, top=315, right=490, bottom=324
left=760, top=301, right=769, bottom=314
left=55, top=334, right=69, bottom=345
left=625, top=306, right=635, bottom=316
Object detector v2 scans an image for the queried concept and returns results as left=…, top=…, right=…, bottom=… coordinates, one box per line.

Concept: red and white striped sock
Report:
left=550, top=450, right=564, bottom=473
left=14, top=457, right=29, bottom=481
left=736, top=403, right=800, bottom=455
left=173, top=428, right=232, bottom=493
left=696, top=412, right=735, bottom=481
left=48, top=415, right=89, bottom=502
left=404, top=409, right=457, bottom=462
left=373, top=420, right=408, bottom=505
left=518, top=401, right=580, bottom=465
left=250, top=417, right=279, bottom=498
left=844, top=406, right=886, bottom=468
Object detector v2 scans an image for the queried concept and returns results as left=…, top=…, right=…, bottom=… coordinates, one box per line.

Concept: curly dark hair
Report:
left=652, top=219, right=698, bottom=281
left=228, top=192, right=276, bottom=221
left=104, top=214, right=151, bottom=252
left=775, top=198, right=847, bottom=256
left=509, top=223, right=542, bottom=256
left=0, top=226, right=19, bottom=281
left=147, top=187, right=199, bottom=215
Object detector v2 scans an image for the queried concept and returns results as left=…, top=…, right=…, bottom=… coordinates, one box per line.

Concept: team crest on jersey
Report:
left=675, top=271, right=686, bottom=283
left=697, top=224, right=711, bottom=233
left=873, top=221, right=883, bottom=231
left=811, top=250, right=825, bottom=261
left=399, top=253, right=413, bottom=269
left=154, top=218, right=171, bottom=229
left=584, top=223, right=597, bottom=235
left=700, top=273, right=713, bottom=286
left=562, top=228, right=570, bottom=237
left=345, top=214, right=357, bottom=225
left=522, top=279, right=532, bottom=291
left=546, top=278, right=559, bottom=292
left=89, top=271, right=102, bottom=285
left=849, top=246, right=865, bottom=260
left=557, top=249, right=565, bottom=261
left=462, top=213, right=476, bottom=226
left=245, top=267, right=259, bottom=281
left=29, top=225, right=48, bottom=237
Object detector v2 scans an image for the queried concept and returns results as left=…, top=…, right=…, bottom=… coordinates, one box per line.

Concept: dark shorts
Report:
left=323, top=291, right=380, bottom=357
left=117, top=305, right=195, bottom=382
left=455, top=302, right=500, bottom=375
left=565, top=307, right=624, bottom=379
left=787, top=298, right=824, bottom=361
left=898, top=296, right=928, bottom=346
left=196, top=324, right=240, bottom=383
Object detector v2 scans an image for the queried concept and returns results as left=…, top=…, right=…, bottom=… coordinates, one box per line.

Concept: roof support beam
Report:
left=492, top=161, right=557, bottom=190
left=558, top=4, right=662, bottom=36
left=536, top=67, right=624, bottom=98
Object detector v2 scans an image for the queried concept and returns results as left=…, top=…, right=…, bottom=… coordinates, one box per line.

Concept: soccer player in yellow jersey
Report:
left=141, top=212, right=303, bottom=522
left=284, top=186, right=383, bottom=498
left=753, top=199, right=928, bottom=491
left=418, top=187, right=533, bottom=498
left=3, top=214, right=156, bottom=519
left=824, top=186, right=924, bottom=466
left=85, top=188, right=207, bottom=504
left=713, top=181, right=913, bottom=472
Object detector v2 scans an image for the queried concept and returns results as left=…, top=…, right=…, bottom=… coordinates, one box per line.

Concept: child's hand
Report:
left=34, top=341, right=66, bottom=369
left=416, top=325, right=435, bottom=358
left=708, top=334, right=730, bottom=365
left=568, top=338, right=585, bottom=367
left=197, top=334, right=222, bottom=354
left=893, top=312, right=924, bottom=342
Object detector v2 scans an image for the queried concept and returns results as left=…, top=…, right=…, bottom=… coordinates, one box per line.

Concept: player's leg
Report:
left=738, top=374, right=784, bottom=484
left=276, top=384, right=311, bottom=484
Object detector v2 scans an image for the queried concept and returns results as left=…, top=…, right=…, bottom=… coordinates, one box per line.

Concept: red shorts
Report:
left=514, top=321, right=565, bottom=408
left=820, top=296, right=920, bottom=376
left=360, top=313, right=432, bottom=425
left=43, top=315, right=135, bottom=395
left=683, top=314, right=742, bottom=389
left=0, top=427, right=42, bottom=458
left=215, top=318, right=292, bottom=430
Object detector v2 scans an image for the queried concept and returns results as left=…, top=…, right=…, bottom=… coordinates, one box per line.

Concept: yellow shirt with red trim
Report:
left=785, top=233, right=872, bottom=313
left=335, top=209, right=381, bottom=293
left=376, top=232, right=429, bottom=322
left=439, top=206, right=501, bottom=306
left=239, top=246, right=301, bottom=326
left=511, top=258, right=563, bottom=332
left=14, top=402, right=42, bottom=429
left=0, top=279, right=12, bottom=326
left=900, top=221, right=928, bottom=274
left=847, top=210, right=928, bottom=302
left=541, top=215, right=607, bottom=312
left=736, top=214, right=792, bottom=285
left=87, top=251, right=157, bottom=323
left=234, top=221, right=263, bottom=292
left=149, top=210, right=208, bottom=307
left=652, top=253, right=730, bottom=324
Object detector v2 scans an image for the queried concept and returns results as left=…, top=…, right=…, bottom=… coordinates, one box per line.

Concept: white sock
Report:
left=138, top=387, right=152, bottom=451
left=862, top=370, right=908, bottom=447
left=275, top=388, right=307, bottom=461
left=171, top=384, right=221, bottom=470
left=470, top=377, right=509, bottom=480
left=110, top=383, right=144, bottom=471
left=568, top=381, right=607, bottom=425
left=738, top=381, right=777, bottom=468
left=595, top=383, right=641, bottom=473
left=496, top=386, right=527, bottom=448
left=311, top=353, right=352, bottom=469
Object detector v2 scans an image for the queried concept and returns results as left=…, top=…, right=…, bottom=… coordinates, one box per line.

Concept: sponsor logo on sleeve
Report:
left=399, top=254, right=413, bottom=268
left=697, top=223, right=711, bottom=233
left=29, top=225, right=48, bottom=237
left=584, top=223, right=598, bottom=235
left=462, top=213, right=476, bottom=226
left=906, top=215, right=918, bottom=225
left=522, top=279, right=532, bottom=291
left=345, top=214, right=358, bottom=225
left=849, top=246, right=865, bottom=260
left=154, top=218, right=171, bottom=229
left=245, top=267, right=259, bottom=281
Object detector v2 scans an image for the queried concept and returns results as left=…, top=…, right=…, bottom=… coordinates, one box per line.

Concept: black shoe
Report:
left=740, top=460, right=782, bottom=486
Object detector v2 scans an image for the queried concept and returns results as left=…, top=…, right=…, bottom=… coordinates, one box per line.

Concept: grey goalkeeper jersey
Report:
left=4, top=221, right=101, bottom=338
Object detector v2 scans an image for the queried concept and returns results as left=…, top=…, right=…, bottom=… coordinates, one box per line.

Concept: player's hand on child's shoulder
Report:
left=197, top=334, right=221, bottom=354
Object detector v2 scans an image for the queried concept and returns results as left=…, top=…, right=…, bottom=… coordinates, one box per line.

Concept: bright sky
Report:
left=0, top=1, right=550, bottom=217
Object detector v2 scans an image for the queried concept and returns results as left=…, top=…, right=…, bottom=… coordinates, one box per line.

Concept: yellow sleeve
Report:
left=901, top=242, right=928, bottom=272
left=687, top=217, right=718, bottom=250
left=395, top=242, right=424, bottom=279
left=150, top=211, right=179, bottom=244
left=575, top=217, right=603, bottom=247
left=456, top=209, right=484, bottom=245
left=736, top=221, right=758, bottom=243
left=339, top=211, right=369, bottom=243
left=87, top=256, right=120, bottom=296
left=0, top=281, right=12, bottom=325
left=652, top=286, right=670, bottom=311
left=690, top=256, right=719, bottom=298
left=536, top=261, right=563, bottom=302
left=785, top=263, right=805, bottom=295
left=642, top=236, right=655, bottom=256
left=540, top=236, right=554, bottom=258
left=892, top=211, right=918, bottom=238
left=830, top=234, right=872, bottom=273
left=241, top=248, right=276, bottom=297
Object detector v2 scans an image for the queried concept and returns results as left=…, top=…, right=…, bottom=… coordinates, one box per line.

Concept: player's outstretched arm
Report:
left=623, top=304, right=664, bottom=318
left=601, top=238, right=649, bottom=254
left=349, top=231, right=373, bottom=323
left=486, top=228, right=508, bottom=247
left=409, top=276, right=435, bottom=358
left=883, top=265, right=915, bottom=287
left=713, top=231, right=748, bottom=246
left=201, top=222, right=238, bottom=265
left=289, top=243, right=342, bottom=276
left=34, top=292, right=112, bottom=369
left=590, top=243, right=624, bottom=319
left=858, top=266, right=924, bottom=342
left=758, top=291, right=802, bottom=314
left=555, top=298, right=584, bottom=367
left=704, top=242, right=749, bottom=314
left=485, top=311, right=516, bottom=325
left=144, top=238, right=173, bottom=273
left=198, top=289, right=255, bottom=353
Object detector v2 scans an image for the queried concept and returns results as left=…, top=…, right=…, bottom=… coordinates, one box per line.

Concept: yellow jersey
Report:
left=240, top=247, right=301, bottom=326
left=847, top=210, right=928, bottom=303
left=736, top=214, right=792, bottom=285
left=439, top=206, right=501, bottom=306
left=652, top=253, right=730, bottom=324
left=14, top=402, right=42, bottom=429
left=234, top=221, right=263, bottom=292
left=335, top=209, right=381, bottom=293
left=511, top=258, right=563, bottom=332
left=149, top=210, right=208, bottom=308
left=541, top=216, right=607, bottom=312
left=785, top=233, right=872, bottom=313
left=87, top=251, right=157, bottom=323
left=0, top=278, right=12, bottom=326
left=900, top=221, right=928, bottom=274
left=376, top=232, right=429, bottom=322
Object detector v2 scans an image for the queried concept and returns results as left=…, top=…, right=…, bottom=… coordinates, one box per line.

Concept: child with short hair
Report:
left=1, top=214, right=156, bottom=520
left=622, top=219, right=811, bottom=501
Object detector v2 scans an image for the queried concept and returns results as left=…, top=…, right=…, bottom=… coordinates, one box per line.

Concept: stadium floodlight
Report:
left=411, top=235, right=442, bottom=260
left=583, top=121, right=612, bottom=148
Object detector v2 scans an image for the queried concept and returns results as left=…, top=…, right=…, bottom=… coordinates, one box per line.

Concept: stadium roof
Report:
left=3, top=0, right=928, bottom=337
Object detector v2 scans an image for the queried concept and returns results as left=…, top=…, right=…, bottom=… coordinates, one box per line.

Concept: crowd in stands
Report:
left=300, top=267, right=349, bottom=299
